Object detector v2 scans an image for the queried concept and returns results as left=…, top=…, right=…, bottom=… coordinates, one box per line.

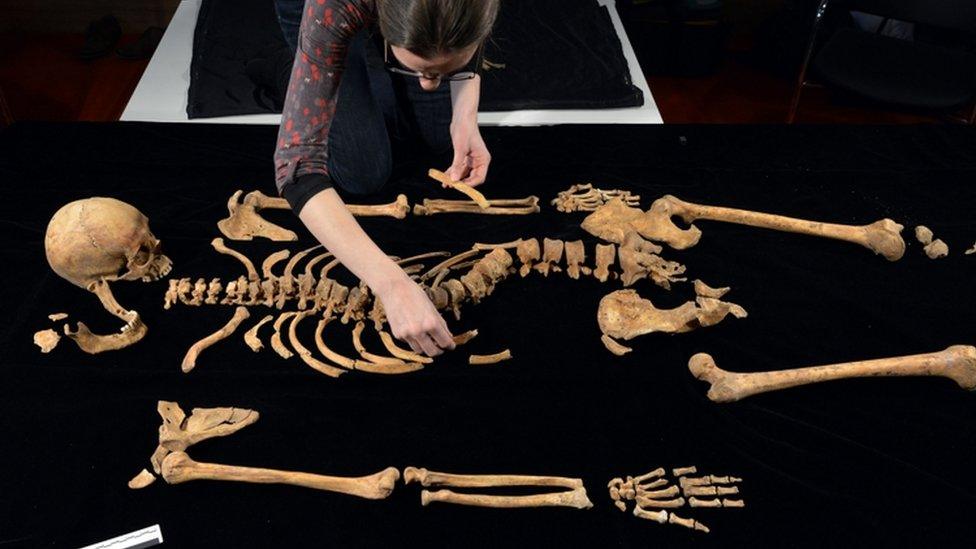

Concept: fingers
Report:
left=445, top=152, right=469, bottom=184
left=429, top=318, right=456, bottom=351
left=461, top=164, right=487, bottom=187
left=410, top=333, right=442, bottom=357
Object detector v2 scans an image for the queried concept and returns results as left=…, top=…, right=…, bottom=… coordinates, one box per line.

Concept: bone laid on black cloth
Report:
left=2, top=122, right=976, bottom=547
left=186, top=0, right=643, bottom=119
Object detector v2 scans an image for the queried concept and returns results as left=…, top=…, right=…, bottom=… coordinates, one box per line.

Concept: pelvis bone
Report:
left=690, top=345, right=976, bottom=403
left=44, top=197, right=173, bottom=353
left=582, top=196, right=906, bottom=261
left=598, top=289, right=747, bottom=352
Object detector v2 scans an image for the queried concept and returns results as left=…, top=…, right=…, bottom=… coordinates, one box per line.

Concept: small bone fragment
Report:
left=618, top=232, right=684, bottom=289
left=636, top=496, right=685, bottom=508
left=453, top=330, right=478, bottom=345
left=535, top=238, right=564, bottom=276
left=690, top=346, right=976, bottom=403
left=288, top=312, right=347, bottom=378
left=516, top=238, right=541, bottom=277
left=421, top=488, right=593, bottom=509
left=924, top=239, right=948, bottom=259
left=64, top=316, right=148, bottom=354
left=673, top=466, right=698, bottom=477
left=633, top=507, right=668, bottom=523
left=914, top=225, right=934, bottom=245
left=34, top=329, right=61, bottom=353
left=469, top=350, right=512, bottom=365
left=188, top=278, right=207, bottom=306
left=243, top=315, right=274, bottom=352
left=599, top=290, right=747, bottom=341
left=593, top=243, right=616, bottom=282
left=564, top=240, right=586, bottom=279
left=966, top=243, right=976, bottom=255
left=204, top=278, right=223, bottom=305
left=181, top=307, right=250, bottom=372
left=128, top=469, right=156, bottom=489
left=161, top=451, right=399, bottom=500
left=601, top=334, right=632, bottom=356
left=669, top=513, right=710, bottom=533
left=48, top=312, right=68, bottom=321
left=270, top=312, right=298, bottom=359
left=378, top=330, right=434, bottom=364
left=428, top=168, right=490, bottom=209
left=693, top=281, right=729, bottom=299
left=413, top=197, right=540, bottom=216
left=211, top=238, right=259, bottom=280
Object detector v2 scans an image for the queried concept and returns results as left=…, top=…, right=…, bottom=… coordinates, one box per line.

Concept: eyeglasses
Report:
left=384, top=39, right=481, bottom=82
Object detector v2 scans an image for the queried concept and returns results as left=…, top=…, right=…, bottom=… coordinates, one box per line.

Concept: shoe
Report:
left=117, top=27, right=165, bottom=60
left=79, top=15, right=122, bottom=60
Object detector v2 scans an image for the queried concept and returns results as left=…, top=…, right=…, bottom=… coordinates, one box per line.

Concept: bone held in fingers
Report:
left=421, top=488, right=593, bottom=509
left=161, top=451, right=399, bottom=499
left=656, top=195, right=906, bottom=261
left=689, top=345, right=976, bottom=403
left=428, top=168, right=490, bottom=208
left=181, top=307, right=250, bottom=373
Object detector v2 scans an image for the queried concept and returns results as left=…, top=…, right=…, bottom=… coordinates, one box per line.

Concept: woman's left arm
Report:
left=446, top=75, right=491, bottom=186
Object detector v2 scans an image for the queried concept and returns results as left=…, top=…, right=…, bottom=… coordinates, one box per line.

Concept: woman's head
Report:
left=377, top=0, right=500, bottom=90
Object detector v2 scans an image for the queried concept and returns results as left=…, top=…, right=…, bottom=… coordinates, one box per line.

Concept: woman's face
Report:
left=390, top=44, right=480, bottom=91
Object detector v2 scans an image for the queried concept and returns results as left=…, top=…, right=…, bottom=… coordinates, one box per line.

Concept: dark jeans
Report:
left=274, top=0, right=453, bottom=195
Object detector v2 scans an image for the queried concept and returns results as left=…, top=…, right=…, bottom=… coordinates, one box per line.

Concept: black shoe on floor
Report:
left=79, top=15, right=122, bottom=60
left=117, top=26, right=165, bottom=60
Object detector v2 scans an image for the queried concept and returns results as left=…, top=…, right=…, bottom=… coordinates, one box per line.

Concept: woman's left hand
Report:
left=446, top=121, right=491, bottom=187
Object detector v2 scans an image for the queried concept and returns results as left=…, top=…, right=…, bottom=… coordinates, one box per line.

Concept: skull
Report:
left=44, top=197, right=173, bottom=290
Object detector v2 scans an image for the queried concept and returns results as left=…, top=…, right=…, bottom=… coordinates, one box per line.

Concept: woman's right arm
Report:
left=298, top=189, right=455, bottom=357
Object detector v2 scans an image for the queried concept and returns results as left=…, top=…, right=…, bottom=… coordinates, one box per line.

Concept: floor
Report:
left=0, top=32, right=955, bottom=126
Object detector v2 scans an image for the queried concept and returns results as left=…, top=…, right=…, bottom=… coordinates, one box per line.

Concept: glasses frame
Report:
left=383, top=39, right=482, bottom=82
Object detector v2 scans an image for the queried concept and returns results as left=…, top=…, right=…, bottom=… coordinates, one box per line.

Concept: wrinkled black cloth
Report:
left=187, top=0, right=644, bottom=119
left=1, top=122, right=976, bottom=548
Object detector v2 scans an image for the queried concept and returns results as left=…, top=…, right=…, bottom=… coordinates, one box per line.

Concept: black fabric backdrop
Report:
left=1, top=122, right=976, bottom=548
left=187, top=0, right=644, bottom=118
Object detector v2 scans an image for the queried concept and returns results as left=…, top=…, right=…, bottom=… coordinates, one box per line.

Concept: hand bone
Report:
left=551, top=183, right=641, bottom=213
left=690, top=345, right=976, bottom=402
left=161, top=451, right=399, bottom=499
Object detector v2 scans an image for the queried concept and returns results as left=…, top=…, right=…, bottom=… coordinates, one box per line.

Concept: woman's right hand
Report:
left=376, top=275, right=455, bottom=357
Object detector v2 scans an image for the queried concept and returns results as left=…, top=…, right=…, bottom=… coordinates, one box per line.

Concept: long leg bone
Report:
left=161, top=451, right=399, bottom=500
left=406, top=467, right=592, bottom=510
left=404, top=468, right=584, bottom=489
left=181, top=307, right=250, bottom=373
left=345, top=194, right=411, bottom=219
left=656, top=195, right=906, bottom=260
left=689, top=346, right=976, bottom=403
left=421, top=488, right=593, bottom=509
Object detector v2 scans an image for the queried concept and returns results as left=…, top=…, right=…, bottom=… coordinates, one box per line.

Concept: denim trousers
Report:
left=274, top=0, right=453, bottom=194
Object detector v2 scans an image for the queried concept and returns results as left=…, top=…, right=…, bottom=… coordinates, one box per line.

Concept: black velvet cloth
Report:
left=186, top=0, right=644, bottom=119
left=1, top=122, right=976, bottom=548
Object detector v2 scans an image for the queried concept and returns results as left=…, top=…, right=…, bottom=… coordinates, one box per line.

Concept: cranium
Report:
left=43, top=197, right=173, bottom=353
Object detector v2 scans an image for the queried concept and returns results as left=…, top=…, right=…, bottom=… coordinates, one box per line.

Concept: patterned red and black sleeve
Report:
left=273, top=0, right=375, bottom=213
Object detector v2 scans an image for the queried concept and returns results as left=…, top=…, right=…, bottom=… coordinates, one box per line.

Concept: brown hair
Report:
left=376, top=0, right=500, bottom=58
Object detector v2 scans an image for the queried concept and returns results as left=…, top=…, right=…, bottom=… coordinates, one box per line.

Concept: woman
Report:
left=273, top=0, right=499, bottom=358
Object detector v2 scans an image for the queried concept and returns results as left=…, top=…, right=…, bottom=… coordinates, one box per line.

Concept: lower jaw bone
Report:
left=64, top=313, right=148, bottom=354
left=690, top=345, right=976, bottom=403
left=161, top=451, right=400, bottom=500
